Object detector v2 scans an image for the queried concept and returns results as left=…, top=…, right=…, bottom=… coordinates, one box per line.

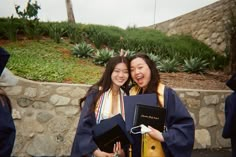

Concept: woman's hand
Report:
left=93, top=148, right=114, bottom=157
left=113, top=141, right=125, bottom=157
left=147, top=126, right=164, bottom=142
left=119, top=49, right=127, bottom=57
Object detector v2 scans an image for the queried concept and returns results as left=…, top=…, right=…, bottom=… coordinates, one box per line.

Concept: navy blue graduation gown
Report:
left=0, top=102, right=16, bottom=157
left=71, top=90, right=130, bottom=157
left=71, top=91, right=98, bottom=157
left=161, top=87, right=195, bottom=157
left=222, top=92, right=236, bottom=157
left=132, top=86, right=195, bottom=157
left=222, top=92, right=236, bottom=138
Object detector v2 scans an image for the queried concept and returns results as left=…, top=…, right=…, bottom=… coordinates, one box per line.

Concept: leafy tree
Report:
left=15, top=0, right=40, bottom=20
left=15, top=0, right=41, bottom=39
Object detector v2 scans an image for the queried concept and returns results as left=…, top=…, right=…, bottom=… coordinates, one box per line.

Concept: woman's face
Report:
left=111, top=63, right=129, bottom=88
left=130, top=57, right=151, bottom=90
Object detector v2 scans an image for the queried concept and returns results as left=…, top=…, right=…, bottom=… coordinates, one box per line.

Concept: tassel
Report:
left=129, top=144, right=132, bottom=157
left=141, top=134, right=145, bottom=157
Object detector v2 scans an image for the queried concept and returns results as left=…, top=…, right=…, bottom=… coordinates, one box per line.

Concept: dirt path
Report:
left=160, top=71, right=230, bottom=90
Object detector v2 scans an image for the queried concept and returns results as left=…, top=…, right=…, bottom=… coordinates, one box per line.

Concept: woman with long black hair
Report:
left=71, top=56, right=130, bottom=157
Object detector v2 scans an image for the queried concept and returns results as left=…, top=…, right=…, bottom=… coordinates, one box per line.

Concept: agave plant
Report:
left=147, top=53, right=161, bottom=66
left=93, top=48, right=114, bottom=66
left=124, top=49, right=136, bottom=59
left=72, top=42, right=94, bottom=58
left=157, top=58, right=179, bottom=72
left=183, top=57, right=209, bottom=73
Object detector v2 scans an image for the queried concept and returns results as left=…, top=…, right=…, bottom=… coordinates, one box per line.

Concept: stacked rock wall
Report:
left=0, top=75, right=232, bottom=156
left=151, top=0, right=236, bottom=54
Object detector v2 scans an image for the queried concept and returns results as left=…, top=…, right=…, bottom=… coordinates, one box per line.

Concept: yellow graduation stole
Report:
left=142, top=134, right=165, bottom=157
left=130, top=85, right=165, bottom=157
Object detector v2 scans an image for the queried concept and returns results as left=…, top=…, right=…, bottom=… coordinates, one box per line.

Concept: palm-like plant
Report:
left=93, top=48, right=114, bottom=66
left=72, top=42, right=94, bottom=58
left=183, top=57, right=209, bottom=73
left=123, top=49, right=136, bottom=59
left=147, top=53, right=161, bottom=66
left=157, top=58, right=179, bottom=72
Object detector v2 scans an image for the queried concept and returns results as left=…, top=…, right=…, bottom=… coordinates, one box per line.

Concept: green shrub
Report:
left=72, top=42, right=94, bottom=58
left=0, top=16, right=18, bottom=41
left=23, top=20, right=42, bottom=40
left=48, top=24, right=66, bottom=43
left=147, top=53, right=161, bottom=65
left=157, top=58, right=180, bottom=72
left=93, top=48, right=114, bottom=66
left=83, top=25, right=125, bottom=49
left=66, top=24, right=84, bottom=44
left=183, top=57, right=209, bottom=73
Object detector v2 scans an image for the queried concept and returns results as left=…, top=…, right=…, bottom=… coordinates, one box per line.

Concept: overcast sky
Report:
left=1, top=0, right=219, bottom=29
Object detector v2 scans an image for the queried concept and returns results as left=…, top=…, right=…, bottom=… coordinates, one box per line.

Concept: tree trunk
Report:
left=227, top=0, right=236, bottom=74
left=230, top=35, right=236, bottom=74
left=65, top=0, right=75, bottom=23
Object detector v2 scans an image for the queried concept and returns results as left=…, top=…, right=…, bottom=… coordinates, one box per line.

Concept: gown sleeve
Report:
left=222, top=92, right=236, bottom=138
left=70, top=91, right=98, bottom=157
left=0, top=102, right=16, bottom=157
left=162, top=87, right=195, bottom=157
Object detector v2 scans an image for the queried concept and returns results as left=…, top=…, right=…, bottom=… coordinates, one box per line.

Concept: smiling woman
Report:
left=129, top=53, right=195, bottom=157
left=70, top=55, right=131, bottom=157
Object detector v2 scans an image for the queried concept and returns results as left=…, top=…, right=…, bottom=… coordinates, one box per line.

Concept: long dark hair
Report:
left=79, top=56, right=130, bottom=110
left=130, top=53, right=161, bottom=103
left=0, top=88, right=12, bottom=113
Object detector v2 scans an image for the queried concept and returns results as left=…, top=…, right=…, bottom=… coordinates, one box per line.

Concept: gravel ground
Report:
left=160, top=71, right=229, bottom=90
left=191, top=148, right=232, bottom=157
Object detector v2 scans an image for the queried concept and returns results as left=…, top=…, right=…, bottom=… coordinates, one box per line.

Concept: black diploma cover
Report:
left=92, top=114, right=133, bottom=153
left=124, top=94, right=158, bottom=131
left=133, top=104, right=166, bottom=132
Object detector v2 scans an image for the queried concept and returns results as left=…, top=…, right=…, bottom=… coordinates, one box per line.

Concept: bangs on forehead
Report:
left=131, top=57, right=146, bottom=65
left=114, top=63, right=128, bottom=69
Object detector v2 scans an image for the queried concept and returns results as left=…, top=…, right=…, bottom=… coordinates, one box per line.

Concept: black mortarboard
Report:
left=226, top=73, right=236, bottom=91
left=92, top=114, right=133, bottom=153
left=124, top=93, right=158, bottom=131
left=0, top=47, right=10, bottom=76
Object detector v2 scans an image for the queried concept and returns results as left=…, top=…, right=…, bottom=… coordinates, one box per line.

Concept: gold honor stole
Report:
left=130, top=85, right=165, bottom=157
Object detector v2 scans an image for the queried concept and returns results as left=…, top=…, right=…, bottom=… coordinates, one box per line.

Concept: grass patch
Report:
left=3, top=39, right=104, bottom=84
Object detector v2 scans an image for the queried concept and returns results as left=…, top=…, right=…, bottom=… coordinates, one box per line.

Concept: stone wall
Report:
left=1, top=75, right=233, bottom=157
left=151, top=0, right=236, bottom=54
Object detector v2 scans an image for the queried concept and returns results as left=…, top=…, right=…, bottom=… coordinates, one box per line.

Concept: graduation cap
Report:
left=226, top=73, right=236, bottom=91
left=124, top=93, right=158, bottom=131
left=0, top=47, right=10, bottom=76
left=92, top=114, right=133, bottom=153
